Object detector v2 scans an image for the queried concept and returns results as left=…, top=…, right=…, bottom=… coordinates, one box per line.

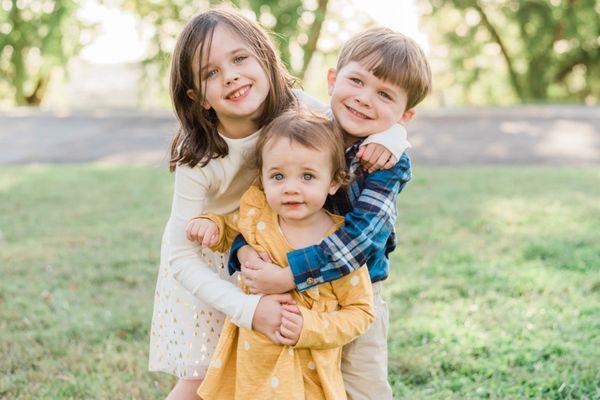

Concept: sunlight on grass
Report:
left=1, top=165, right=598, bottom=399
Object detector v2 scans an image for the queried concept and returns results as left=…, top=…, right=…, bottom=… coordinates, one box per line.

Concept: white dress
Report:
left=149, top=131, right=263, bottom=379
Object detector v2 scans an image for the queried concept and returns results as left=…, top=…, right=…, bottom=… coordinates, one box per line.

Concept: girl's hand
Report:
left=357, top=143, right=397, bottom=173
left=242, top=260, right=295, bottom=294
left=276, top=304, right=303, bottom=346
left=252, top=294, right=296, bottom=345
left=185, top=218, right=219, bottom=248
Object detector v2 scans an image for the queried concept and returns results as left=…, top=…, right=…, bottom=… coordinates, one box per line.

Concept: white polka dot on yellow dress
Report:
left=257, top=221, right=266, bottom=231
left=243, top=340, right=250, bottom=350
left=213, top=359, right=222, bottom=369
left=307, top=361, right=315, bottom=370
left=247, top=208, right=256, bottom=216
left=271, top=376, right=279, bottom=388
left=323, top=319, right=330, bottom=329
left=350, top=275, right=360, bottom=286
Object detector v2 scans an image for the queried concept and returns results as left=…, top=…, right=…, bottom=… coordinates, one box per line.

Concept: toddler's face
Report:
left=261, top=138, right=340, bottom=222
left=327, top=60, right=410, bottom=138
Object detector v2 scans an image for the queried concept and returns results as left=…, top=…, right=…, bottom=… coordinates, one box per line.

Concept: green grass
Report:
left=1, top=165, right=598, bottom=399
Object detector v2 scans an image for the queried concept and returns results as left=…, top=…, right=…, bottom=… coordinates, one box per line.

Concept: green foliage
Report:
left=111, top=0, right=329, bottom=100
left=1, top=165, right=599, bottom=398
left=0, top=0, right=89, bottom=105
left=421, top=0, right=600, bottom=105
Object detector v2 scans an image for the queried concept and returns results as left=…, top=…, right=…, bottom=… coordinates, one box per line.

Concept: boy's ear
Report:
left=327, top=68, right=337, bottom=96
left=399, top=108, right=415, bottom=123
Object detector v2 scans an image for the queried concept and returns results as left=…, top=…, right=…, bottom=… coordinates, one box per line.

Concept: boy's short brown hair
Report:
left=337, top=27, right=432, bottom=110
left=254, top=108, right=350, bottom=187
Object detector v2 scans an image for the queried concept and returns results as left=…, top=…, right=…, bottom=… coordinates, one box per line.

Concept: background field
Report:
left=1, top=165, right=598, bottom=399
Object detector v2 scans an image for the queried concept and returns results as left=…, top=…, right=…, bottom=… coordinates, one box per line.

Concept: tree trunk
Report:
left=298, top=0, right=329, bottom=80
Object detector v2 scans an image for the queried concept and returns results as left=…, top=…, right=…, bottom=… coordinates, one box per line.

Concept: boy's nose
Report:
left=354, top=93, right=371, bottom=108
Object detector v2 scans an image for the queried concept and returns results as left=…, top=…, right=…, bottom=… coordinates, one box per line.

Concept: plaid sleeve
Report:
left=227, top=234, right=248, bottom=275
left=287, top=152, right=412, bottom=291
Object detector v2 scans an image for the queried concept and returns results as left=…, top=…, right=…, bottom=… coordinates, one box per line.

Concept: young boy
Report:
left=229, top=28, right=431, bottom=399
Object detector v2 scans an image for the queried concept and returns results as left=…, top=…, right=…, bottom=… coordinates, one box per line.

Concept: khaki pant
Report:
left=341, top=282, right=393, bottom=400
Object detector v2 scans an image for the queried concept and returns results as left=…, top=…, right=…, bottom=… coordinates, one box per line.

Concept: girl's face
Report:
left=194, top=24, right=270, bottom=134
left=261, top=138, right=341, bottom=222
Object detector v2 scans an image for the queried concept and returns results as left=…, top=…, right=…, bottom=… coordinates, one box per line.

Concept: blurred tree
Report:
left=0, top=0, right=86, bottom=105
left=115, top=0, right=329, bottom=91
left=421, top=0, right=599, bottom=104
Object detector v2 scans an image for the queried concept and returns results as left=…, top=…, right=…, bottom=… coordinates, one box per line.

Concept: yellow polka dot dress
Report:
left=197, top=185, right=375, bottom=400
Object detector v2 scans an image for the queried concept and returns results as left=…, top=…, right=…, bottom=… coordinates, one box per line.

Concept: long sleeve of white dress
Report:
left=167, top=164, right=261, bottom=330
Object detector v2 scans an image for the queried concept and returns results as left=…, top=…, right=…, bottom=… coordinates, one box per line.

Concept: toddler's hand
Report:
left=185, top=218, right=219, bottom=248
left=276, top=304, right=303, bottom=346
left=357, top=143, right=397, bottom=173
left=238, top=245, right=272, bottom=265
left=242, top=259, right=295, bottom=295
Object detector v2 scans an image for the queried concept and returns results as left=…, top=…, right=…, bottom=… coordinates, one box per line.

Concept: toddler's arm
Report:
left=287, top=266, right=374, bottom=349
left=289, top=152, right=412, bottom=291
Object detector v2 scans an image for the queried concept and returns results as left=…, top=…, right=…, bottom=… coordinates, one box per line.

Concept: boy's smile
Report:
left=327, top=61, right=412, bottom=138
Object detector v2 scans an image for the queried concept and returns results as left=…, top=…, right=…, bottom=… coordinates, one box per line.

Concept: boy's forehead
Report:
left=342, top=60, right=403, bottom=92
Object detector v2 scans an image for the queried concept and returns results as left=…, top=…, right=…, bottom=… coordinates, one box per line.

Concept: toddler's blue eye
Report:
left=303, top=173, right=313, bottom=180
left=272, top=173, right=284, bottom=181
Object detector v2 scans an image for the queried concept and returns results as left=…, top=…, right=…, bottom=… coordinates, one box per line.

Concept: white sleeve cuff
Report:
left=360, top=124, right=411, bottom=160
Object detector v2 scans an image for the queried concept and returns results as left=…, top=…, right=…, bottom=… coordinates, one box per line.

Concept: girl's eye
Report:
left=378, top=91, right=392, bottom=100
left=206, top=69, right=218, bottom=79
left=271, top=173, right=284, bottom=181
left=303, top=173, right=314, bottom=181
left=233, top=55, right=247, bottom=64
left=349, top=77, right=362, bottom=85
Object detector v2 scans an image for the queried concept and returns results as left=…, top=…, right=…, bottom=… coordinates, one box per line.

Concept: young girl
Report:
left=150, top=6, right=396, bottom=399
left=148, top=8, right=299, bottom=399
left=189, top=110, right=375, bottom=400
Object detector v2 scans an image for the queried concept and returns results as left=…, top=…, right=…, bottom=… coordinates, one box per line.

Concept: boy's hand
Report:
left=185, top=218, right=219, bottom=248
left=357, top=143, right=397, bottom=173
left=252, top=293, right=296, bottom=345
left=237, top=245, right=272, bottom=265
left=276, top=304, right=303, bottom=346
left=242, top=259, right=295, bottom=295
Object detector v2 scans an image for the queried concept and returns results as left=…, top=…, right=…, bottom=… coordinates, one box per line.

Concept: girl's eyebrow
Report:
left=200, top=48, right=248, bottom=73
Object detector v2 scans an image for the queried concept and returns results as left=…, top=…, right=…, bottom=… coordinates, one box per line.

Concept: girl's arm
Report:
left=291, top=266, right=374, bottom=350
left=167, top=165, right=261, bottom=330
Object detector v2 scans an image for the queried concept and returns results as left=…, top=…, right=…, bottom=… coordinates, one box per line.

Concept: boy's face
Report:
left=327, top=61, right=412, bottom=138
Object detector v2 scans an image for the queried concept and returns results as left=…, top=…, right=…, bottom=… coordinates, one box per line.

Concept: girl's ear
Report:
left=187, top=89, right=211, bottom=110
left=186, top=89, right=198, bottom=102
left=327, top=69, right=337, bottom=96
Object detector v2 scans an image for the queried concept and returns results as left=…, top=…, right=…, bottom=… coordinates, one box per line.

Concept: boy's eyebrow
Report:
left=348, top=65, right=402, bottom=96
left=200, top=48, right=248, bottom=73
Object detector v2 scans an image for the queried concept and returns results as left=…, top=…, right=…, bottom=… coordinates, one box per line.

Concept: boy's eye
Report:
left=233, top=55, right=247, bottom=64
left=378, top=91, right=392, bottom=100
left=271, top=173, right=284, bottom=181
left=349, top=77, right=362, bottom=85
left=303, top=173, right=314, bottom=181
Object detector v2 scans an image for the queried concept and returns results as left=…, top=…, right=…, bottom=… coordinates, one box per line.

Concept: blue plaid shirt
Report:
left=228, top=142, right=412, bottom=291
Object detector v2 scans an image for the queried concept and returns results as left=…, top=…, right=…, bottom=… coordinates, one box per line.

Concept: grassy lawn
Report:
left=1, top=165, right=598, bottom=399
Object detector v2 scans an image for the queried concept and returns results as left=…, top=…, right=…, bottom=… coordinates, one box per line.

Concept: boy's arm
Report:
left=293, top=266, right=374, bottom=349
left=360, top=124, right=411, bottom=163
left=288, top=152, right=412, bottom=291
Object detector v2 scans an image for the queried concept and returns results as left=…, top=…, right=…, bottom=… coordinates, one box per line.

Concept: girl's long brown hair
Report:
left=169, top=7, right=298, bottom=171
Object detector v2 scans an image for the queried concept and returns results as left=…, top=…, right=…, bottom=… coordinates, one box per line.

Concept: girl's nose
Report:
left=224, top=74, right=239, bottom=86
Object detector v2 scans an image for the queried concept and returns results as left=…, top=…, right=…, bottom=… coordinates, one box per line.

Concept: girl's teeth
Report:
left=230, top=86, right=249, bottom=99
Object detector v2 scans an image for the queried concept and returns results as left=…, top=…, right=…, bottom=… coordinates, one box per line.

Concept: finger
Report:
left=243, top=260, right=261, bottom=270
left=258, top=252, right=272, bottom=263
left=275, top=330, right=295, bottom=346
left=367, top=146, right=385, bottom=165
left=356, top=146, right=365, bottom=158
left=201, top=226, right=213, bottom=247
left=282, top=304, right=301, bottom=314
left=281, top=311, right=301, bottom=326
left=279, top=323, right=295, bottom=339
left=383, top=155, right=397, bottom=170
left=370, top=151, right=391, bottom=173
left=359, top=145, right=375, bottom=162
